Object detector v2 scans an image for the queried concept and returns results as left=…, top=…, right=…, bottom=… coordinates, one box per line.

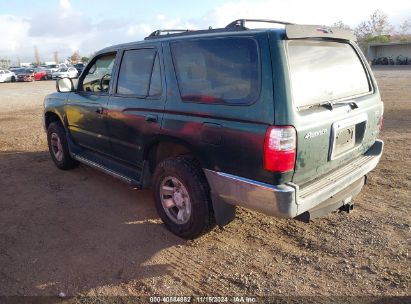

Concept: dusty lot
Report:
left=0, top=69, right=410, bottom=299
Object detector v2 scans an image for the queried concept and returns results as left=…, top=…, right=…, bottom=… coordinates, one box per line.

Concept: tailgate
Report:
left=285, top=39, right=383, bottom=185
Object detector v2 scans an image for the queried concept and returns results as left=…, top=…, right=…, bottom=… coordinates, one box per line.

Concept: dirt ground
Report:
left=0, top=68, right=410, bottom=299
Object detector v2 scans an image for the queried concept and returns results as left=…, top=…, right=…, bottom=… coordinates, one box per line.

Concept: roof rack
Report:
left=144, top=19, right=295, bottom=40
left=225, top=19, right=294, bottom=29
left=145, top=29, right=194, bottom=40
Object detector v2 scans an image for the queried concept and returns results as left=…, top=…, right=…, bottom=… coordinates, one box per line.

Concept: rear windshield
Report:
left=171, top=37, right=260, bottom=105
left=288, top=40, right=370, bottom=108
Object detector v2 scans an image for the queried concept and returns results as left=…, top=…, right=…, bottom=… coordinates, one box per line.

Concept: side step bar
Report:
left=72, top=151, right=144, bottom=187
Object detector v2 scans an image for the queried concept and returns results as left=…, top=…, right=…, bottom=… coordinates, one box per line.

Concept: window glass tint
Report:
left=171, top=38, right=260, bottom=104
left=149, top=54, right=162, bottom=96
left=81, top=53, right=116, bottom=93
left=117, top=49, right=157, bottom=96
left=288, top=40, right=370, bottom=108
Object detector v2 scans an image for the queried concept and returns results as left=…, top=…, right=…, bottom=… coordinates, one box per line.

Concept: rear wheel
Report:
left=152, top=156, right=215, bottom=239
left=11, top=76, right=16, bottom=82
left=47, top=122, right=78, bottom=170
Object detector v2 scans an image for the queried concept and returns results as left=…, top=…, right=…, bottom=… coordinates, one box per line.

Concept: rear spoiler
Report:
left=286, top=24, right=356, bottom=42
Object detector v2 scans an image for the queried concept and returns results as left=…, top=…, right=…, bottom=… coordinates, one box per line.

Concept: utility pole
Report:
left=34, top=46, right=41, bottom=66
left=53, top=51, right=59, bottom=64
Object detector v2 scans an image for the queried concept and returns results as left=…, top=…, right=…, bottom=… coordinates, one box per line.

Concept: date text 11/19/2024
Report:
left=149, top=296, right=257, bottom=303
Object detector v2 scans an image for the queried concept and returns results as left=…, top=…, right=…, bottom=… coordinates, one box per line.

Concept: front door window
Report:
left=79, top=53, right=116, bottom=93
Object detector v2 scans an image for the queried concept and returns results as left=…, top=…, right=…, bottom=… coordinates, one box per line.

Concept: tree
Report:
left=34, top=46, right=41, bottom=66
left=354, top=10, right=393, bottom=41
left=53, top=51, right=59, bottom=64
left=368, top=10, right=393, bottom=36
left=70, top=51, right=81, bottom=64
left=0, top=58, right=11, bottom=69
left=81, top=56, right=89, bottom=63
left=398, top=18, right=411, bottom=34
left=396, top=18, right=411, bottom=41
left=331, top=21, right=351, bottom=31
left=354, top=21, right=372, bottom=41
left=353, top=9, right=393, bottom=55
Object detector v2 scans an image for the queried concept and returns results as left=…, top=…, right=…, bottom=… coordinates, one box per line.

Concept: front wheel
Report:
left=152, top=157, right=215, bottom=239
left=47, top=122, right=78, bottom=170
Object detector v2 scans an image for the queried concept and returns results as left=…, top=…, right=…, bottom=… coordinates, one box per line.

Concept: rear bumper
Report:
left=17, top=76, right=32, bottom=82
left=204, top=139, right=383, bottom=219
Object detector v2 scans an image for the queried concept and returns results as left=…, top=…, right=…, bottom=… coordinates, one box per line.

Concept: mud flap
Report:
left=210, top=193, right=236, bottom=227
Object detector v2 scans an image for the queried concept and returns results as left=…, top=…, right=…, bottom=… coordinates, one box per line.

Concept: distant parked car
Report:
left=74, top=63, right=86, bottom=74
left=0, top=69, right=16, bottom=82
left=52, top=67, right=78, bottom=79
left=47, top=64, right=60, bottom=73
left=15, top=68, right=35, bottom=82
left=34, top=68, right=49, bottom=80
left=42, top=68, right=53, bottom=79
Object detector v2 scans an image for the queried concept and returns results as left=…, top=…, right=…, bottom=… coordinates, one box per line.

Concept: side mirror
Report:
left=56, top=77, right=74, bottom=93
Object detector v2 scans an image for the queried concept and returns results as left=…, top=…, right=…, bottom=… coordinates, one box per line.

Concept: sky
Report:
left=1, top=0, right=410, bottom=63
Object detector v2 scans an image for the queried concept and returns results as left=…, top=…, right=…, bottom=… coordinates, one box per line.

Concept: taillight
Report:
left=264, top=126, right=297, bottom=172
left=378, top=115, right=384, bottom=132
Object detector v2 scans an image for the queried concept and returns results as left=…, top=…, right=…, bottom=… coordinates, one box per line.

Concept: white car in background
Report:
left=52, top=67, right=78, bottom=79
left=0, top=69, right=16, bottom=82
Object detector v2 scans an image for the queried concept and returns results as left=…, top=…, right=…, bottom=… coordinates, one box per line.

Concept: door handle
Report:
left=145, top=114, right=158, bottom=123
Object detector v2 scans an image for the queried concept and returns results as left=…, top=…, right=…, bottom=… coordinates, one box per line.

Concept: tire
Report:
left=11, top=76, right=16, bottom=82
left=152, top=156, right=215, bottom=239
left=47, top=122, right=78, bottom=170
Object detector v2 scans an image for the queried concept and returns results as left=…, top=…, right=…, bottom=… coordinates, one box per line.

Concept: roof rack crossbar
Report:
left=226, top=19, right=294, bottom=29
left=147, top=29, right=194, bottom=38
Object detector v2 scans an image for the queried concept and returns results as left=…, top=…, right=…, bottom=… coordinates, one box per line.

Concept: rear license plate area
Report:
left=335, top=125, right=356, bottom=150
left=330, top=114, right=367, bottom=160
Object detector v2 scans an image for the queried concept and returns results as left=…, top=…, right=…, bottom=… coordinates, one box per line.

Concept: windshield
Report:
left=288, top=40, right=370, bottom=108
left=58, top=68, right=68, bottom=72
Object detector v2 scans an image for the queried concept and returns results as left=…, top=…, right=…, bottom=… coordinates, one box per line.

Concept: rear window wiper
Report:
left=298, top=101, right=334, bottom=111
left=299, top=100, right=359, bottom=111
left=320, top=101, right=334, bottom=110
left=322, top=100, right=359, bottom=110
left=332, top=100, right=359, bottom=109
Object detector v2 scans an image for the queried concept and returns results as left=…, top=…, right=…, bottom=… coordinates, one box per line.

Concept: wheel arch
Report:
left=44, top=110, right=64, bottom=130
left=144, top=136, right=204, bottom=173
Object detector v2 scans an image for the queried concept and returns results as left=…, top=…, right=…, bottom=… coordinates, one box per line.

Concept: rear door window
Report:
left=116, top=48, right=161, bottom=97
left=170, top=37, right=260, bottom=105
left=288, top=40, right=370, bottom=108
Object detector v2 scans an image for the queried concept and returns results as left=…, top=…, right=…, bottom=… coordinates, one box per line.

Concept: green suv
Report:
left=43, top=19, right=384, bottom=239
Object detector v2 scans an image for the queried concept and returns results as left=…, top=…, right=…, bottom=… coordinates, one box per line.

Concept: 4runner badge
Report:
left=305, top=129, right=328, bottom=139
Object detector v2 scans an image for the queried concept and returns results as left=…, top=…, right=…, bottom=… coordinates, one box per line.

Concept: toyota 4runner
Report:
left=43, top=19, right=384, bottom=239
